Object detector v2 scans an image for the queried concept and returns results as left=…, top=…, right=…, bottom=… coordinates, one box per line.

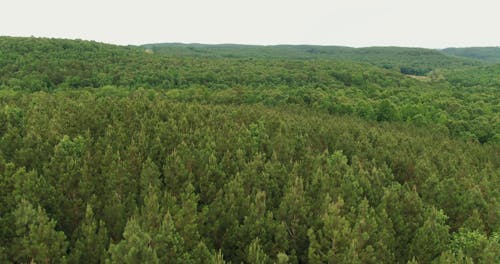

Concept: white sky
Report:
left=1, top=0, right=500, bottom=48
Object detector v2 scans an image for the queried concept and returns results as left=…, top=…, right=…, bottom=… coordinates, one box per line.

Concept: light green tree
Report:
left=107, top=217, right=159, bottom=264
left=12, top=200, right=68, bottom=263
left=247, top=238, right=270, bottom=264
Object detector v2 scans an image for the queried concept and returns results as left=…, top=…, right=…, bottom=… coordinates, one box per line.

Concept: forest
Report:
left=0, top=36, right=498, bottom=263
left=442, top=47, right=500, bottom=64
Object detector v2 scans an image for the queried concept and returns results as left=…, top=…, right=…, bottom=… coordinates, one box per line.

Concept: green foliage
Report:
left=153, top=211, right=187, bottom=263
left=0, top=36, right=497, bottom=142
left=68, top=204, right=109, bottom=264
left=12, top=200, right=68, bottom=263
left=0, top=246, right=6, bottom=264
left=409, top=208, right=450, bottom=263
left=247, top=238, right=271, bottom=264
left=0, top=88, right=497, bottom=262
left=0, top=37, right=498, bottom=263
left=442, top=47, right=500, bottom=63
left=145, top=43, right=481, bottom=75
left=307, top=197, right=351, bottom=263
left=433, top=250, right=474, bottom=264
left=377, top=99, right=400, bottom=121
left=107, top=217, right=159, bottom=264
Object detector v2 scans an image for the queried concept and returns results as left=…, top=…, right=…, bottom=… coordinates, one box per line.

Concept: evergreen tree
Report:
left=380, top=184, right=425, bottom=261
left=307, top=197, right=351, bottom=263
left=140, top=186, right=162, bottom=234
left=350, top=198, right=380, bottom=263
left=247, top=238, right=270, bottom=264
left=174, top=183, right=201, bottom=251
left=12, top=200, right=68, bottom=263
left=68, top=204, right=109, bottom=264
left=190, top=241, right=214, bottom=264
left=278, top=175, right=310, bottom=263
left=433, top=250, right=474, bottom=264
left=45, top=135, right=86, bottom=236
left=206, top=173, right=251, bottom=261
left=107, top=217, right=159, bottom=264
left=11, top=167, right=57, bottom=217
left=409, top=208, right=450, bottom=263
left=103, top=191, right=128, bottom=241
left=139, top=157, right=162, bottom=204
left=153, top=211, right=188, bottom=263
left=210, top=250, right=227, bottom=264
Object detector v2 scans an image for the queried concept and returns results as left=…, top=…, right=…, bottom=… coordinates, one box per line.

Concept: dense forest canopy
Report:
left=143, top=43, right=482, bottom=76
left=1, top=37, right=498, bottom=143
left=0, top=36, right=498, bottom=263
left=442, top=47, right=500, bottom=64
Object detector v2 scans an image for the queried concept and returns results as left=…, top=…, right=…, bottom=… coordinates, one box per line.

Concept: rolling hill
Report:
left=143, top=43, right=482, bottom=76
left=442, top=47, right=500, bottom=63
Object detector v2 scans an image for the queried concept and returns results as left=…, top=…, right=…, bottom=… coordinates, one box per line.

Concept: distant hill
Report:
left=0, top=36, right=424, bottom=92
left=442, top=47, right=500, bottom=63
left=143, top=43, right=482, bottom=76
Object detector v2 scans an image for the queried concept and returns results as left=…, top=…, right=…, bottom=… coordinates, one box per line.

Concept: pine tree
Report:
left=12, top=200, right=68, bottom=263
left=278, top=174, right=310, bottom=263
left=45, top=135, right=87, bottom=236
left=307, top=197, right=351, bottom=263
left=153, top=211, right=188, bottom=263
left=373, top=208, right=396, bottom=263
left=190, top=241, right=213, bottom=264
left=406, top=257, right=418, bottom=264
left=163, top=142, right=193, bottom=195
left=11, top=167, right=57, bottom=217
left=461, top=209, right=486, bottom=233
left=68, top=204, right=109, bottom=264
left=379, top=183, right=425, bottom=261
left=103, top=191, right=128, bottom=241
left=206, top=173, right=251, bottom=262
left=141, top=186, right=162, bottom=233
left=433, top=250, right=474, bottom=264
left=409, top=208, right=450, bottom=263
left=351, top=198, right=378, bottom=263
left=241, top=191, right=288, bottom=259
left=247, top=238, right=270, bottom=264
left=210, top=250, right=226, bottom=264
left=173, top=183, right=200, bottom=251
left=107, top=217, right=159, bottom=264
left=139, top=157, right=162, bottom=204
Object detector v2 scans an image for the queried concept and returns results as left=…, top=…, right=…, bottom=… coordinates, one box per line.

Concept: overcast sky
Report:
left=2, top=0, right=500, bottom=48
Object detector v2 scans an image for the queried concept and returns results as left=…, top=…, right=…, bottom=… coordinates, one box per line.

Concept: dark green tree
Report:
left=409, top=208, right=450, bottom=263
left=68, top=204, right=109, bottom=264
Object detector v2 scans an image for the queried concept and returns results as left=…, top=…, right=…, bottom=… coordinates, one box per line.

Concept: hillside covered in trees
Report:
left=442, top=47, right=500, bottom=64
left=0, top=36, right=498, bottom=263
left=143, top=43, right=481, bottom=76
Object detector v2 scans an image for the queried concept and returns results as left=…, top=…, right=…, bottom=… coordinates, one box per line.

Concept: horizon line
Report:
left=2, top=34, right=500, bottom=50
